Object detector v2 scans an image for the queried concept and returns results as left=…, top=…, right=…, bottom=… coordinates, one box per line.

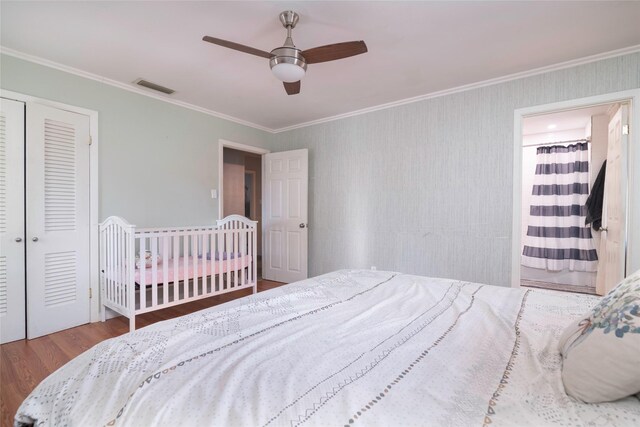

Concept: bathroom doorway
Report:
left=512, top=90, right=640, bottom=295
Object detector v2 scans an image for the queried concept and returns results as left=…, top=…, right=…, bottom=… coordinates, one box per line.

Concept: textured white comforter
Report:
left=16, top=270, right=640, bottom=426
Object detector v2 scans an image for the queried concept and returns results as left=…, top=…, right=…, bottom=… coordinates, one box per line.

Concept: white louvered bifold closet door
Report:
left=26, top=102, right=91, bottom=339
left=0, top=98, right=26, bottom=344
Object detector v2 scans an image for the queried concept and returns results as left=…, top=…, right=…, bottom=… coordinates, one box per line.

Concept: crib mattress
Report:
left=134, top=255, right=252, bottom=285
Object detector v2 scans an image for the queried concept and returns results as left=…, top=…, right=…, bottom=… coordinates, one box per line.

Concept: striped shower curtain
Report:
left=522, top=142, right=598, bottom=272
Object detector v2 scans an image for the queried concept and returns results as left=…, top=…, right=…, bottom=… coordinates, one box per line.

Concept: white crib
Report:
left=99, top=215, right=258, bottom=331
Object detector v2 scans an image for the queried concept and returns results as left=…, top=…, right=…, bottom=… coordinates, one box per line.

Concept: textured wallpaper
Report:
left=272, top=53, right=640, bottom=286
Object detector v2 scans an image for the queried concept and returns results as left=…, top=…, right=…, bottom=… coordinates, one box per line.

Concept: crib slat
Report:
left=240, top=228, right=245, bottom=286
left=203, top=231, right=210, bottom=294
left=139, top=237, right=146, bottom=310
left=121, top=227, right=126, bottom=307
left=116, top=226, right=122, bottom=307
left=113, top=225, right=117, bottom=305
left=253, top=228, right=257, bottom=288
left=234, top=228, right=239, bottom=289
left=183, top=234, right=189, bottom=299
left=105, top=226, right=111, bottom=306
left=151, top=237, right=158, bottom=308
left=122, top=226, right=127, bottom=307
left=162, top=236, right=169, bottom=305
left=215, top=231, right=224, bottom=291
left=247, top=228, right=252, bottom=286
left=122, top=227, right=127, bottom=306
left=194, top=234, right=200, bottom=297
left=173, top=235, right=179, bottom=302
left=118, top=226, right=123, bottom=307
left=228, top=231, right=233, bottom=289
left=104, top=226, right=110, bottom=305
left=109, top=225, right=115, bottom=307
left=253, top=228, right=257, bottom=286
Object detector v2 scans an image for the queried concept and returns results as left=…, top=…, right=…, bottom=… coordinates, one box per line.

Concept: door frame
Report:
left=0, top=89, right=100, bottom=323
left=218, top=139, right=269, bottom=266
left=511, top=89, right=640, bottom=288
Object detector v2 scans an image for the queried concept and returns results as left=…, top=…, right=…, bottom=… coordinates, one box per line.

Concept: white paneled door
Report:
left=26, top=102, right=91, bottom=339
left=0, top=98, right=26, bottom=344
left=596, top=105, right=628, bottom=295
left=263, top=149, right=308, bottom=283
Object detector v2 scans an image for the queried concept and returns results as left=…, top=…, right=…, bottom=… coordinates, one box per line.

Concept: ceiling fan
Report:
left=202, top=11, right=368, bottom=95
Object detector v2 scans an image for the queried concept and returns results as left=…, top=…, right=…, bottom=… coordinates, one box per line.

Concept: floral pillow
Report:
left=135, top=250, right=161, bottom=269
left=558, top=268, right=640, bottom=403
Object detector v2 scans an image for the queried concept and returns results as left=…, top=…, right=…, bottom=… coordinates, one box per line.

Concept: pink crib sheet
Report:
left=135, top=255, right=252, bottom=286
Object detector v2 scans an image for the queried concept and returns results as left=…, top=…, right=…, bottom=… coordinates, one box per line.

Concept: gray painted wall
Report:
left=272, top=53, right=640, bottom=286
left=0, top=54, right=272, bottom=227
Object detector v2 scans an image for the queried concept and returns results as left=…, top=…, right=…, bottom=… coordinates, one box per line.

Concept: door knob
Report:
left=32, top=237, right=39, bottom=242
left=599, top=227, right=608, bottom=232
left=299, top=223, right=305, bottom=228
left=15, top=237, right=22, bottom=242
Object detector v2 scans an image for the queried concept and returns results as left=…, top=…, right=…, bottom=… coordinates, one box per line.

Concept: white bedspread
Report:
left=15, top=270, right=640, bottom=426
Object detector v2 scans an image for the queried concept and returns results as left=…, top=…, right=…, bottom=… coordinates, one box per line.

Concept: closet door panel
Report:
left=26, top=102, right=91, bottom=339
left=0, top=98, right=26, bottom=344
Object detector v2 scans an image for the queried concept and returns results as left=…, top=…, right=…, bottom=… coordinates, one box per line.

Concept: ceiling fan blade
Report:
left=284, top=81, right=301, bottom=95
left=202, top=36, right=272, bottom=59
left=302, top=41, right=367, bottom=64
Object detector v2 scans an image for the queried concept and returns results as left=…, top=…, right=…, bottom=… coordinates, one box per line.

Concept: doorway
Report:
left=218, top=140, right=310, bottom=284
left=512, top=90, right=640, bottom=295
left=219, top=142, right=267, bottom=278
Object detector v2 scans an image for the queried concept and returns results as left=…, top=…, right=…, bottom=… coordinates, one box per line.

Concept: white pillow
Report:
left=558, top=268, right=640, bottom=403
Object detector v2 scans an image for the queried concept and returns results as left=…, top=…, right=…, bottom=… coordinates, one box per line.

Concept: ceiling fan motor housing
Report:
left=269, top=47, right=307, bottom=72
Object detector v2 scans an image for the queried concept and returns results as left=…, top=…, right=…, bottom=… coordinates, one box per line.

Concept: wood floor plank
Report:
left=0, top=280, right=284, bottom=424
left=24, top=336, right=68, bottom=375
left=1, top=350, right=25, bottom=427
left=2, top=344, right=49, bottom=401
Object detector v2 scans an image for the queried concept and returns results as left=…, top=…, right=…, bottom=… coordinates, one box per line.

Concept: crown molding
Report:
left=2, top=44, right=639, bottom=134
left=0, top=46, right=273, bottom=133
left=272, top=44, right=640, bottom=133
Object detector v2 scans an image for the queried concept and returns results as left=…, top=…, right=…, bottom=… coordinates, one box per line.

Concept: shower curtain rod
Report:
left=522, top=138, right=590, bottom=148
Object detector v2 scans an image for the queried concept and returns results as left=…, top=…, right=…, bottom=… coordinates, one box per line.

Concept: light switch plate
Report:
left=211, top=189, right=218, bottom=199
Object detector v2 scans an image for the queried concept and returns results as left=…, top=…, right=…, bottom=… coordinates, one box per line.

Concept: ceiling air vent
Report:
left=134, top=79, right=175, bottom=95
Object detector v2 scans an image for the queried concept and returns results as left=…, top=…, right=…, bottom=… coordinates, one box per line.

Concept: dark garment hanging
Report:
left=585, top=160, right=606, bottom=230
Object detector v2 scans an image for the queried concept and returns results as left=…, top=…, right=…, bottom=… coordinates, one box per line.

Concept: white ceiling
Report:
left=523, top=105, right=611, bottom=135
left=2, top=1, right=640, bottom=131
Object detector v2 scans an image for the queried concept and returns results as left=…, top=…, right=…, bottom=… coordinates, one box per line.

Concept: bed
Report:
left=15, top=270, right=640, bottom=426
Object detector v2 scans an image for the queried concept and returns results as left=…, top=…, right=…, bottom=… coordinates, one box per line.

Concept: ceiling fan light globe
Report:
left=271, top=63, right=305, bottom=82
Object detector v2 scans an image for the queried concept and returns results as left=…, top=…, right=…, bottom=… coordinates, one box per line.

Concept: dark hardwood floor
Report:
left=0, top=279, right=285, bottom=426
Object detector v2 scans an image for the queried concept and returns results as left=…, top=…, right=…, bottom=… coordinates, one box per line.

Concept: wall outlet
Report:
left=211, top=189, right=218, bottom=199
left=371, top=266, right=377, bottom=271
